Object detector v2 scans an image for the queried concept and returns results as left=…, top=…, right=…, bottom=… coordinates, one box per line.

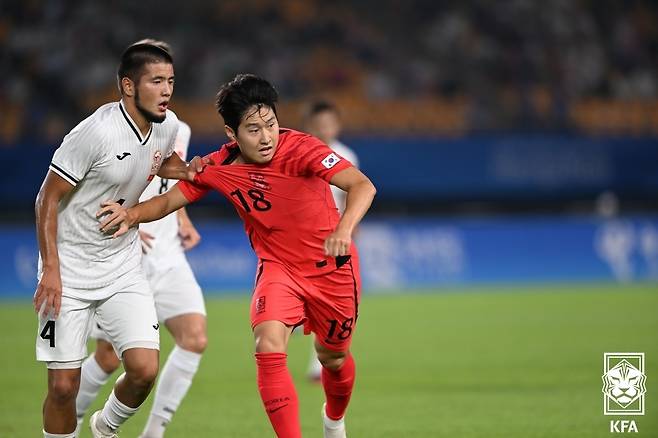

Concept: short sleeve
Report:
left=174, top=121, right=192, bottom=161
left=297, top=136, right=353, bottom=182
left=177, top=150, right=220, bottom=202
left=49, top=120, right=103, bottom=186
left=177, top=178, right=210, bottom=203
left=161, top=110, right=180, bottom=161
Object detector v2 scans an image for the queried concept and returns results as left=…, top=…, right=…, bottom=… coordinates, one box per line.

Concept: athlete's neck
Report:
left=234, top=153, right=257, bottom=165
left=122, top=99, right=152, bottom=137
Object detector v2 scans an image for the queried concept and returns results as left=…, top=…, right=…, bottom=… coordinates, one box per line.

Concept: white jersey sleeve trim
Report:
left=49, top=163, right=79, bottom=186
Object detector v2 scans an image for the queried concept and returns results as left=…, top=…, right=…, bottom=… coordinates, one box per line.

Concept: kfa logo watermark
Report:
left=602, top=353, right=646, bottom=433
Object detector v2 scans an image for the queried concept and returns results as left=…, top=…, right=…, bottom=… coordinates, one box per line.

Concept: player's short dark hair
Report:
left=309, top=100, right=338, bottom=116
left=138, top=38, right=174, bottom=57
left=117, top=39, right=174, bottom=93
left=303, top=99, right=339, bottom=124
left=215, top=74, right=278, bottom=132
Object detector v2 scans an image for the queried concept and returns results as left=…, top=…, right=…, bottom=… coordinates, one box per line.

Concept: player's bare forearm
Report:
left=325, top=168, right=376, bottom=256
left=34, top=171, right=74, bottom=316
left=336, top=180, right=376, bottom=234
left=158, top=152, right=189, bottom=180
left=330, top=167, right=377, bottom=235
left=35, top=190, right=60, bottom=271
left=35, top=172, right=75, bottom=270
left=98, top=185, right=190, bottom=237
left=130, top=189, right=186, bottom=225
left=158, top=153, right=210, bottom=182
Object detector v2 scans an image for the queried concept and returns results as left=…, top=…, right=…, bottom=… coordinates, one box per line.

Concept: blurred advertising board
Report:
left=2, top=216, right=657, bottom=297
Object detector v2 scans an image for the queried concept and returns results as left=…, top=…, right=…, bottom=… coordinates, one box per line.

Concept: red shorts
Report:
left=250, top=257, right=361, bottom=351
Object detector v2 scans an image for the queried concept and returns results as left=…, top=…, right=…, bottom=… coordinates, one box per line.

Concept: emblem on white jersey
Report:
left=321, top=153, right=341, bottom=169
left=148, top=150, right=163, bottom=181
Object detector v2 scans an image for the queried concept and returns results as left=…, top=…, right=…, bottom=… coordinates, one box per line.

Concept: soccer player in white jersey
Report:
left=75, top=120, right=207, bottom=438
left=303, top=100, right=360, bottom=381
left=34, top=40, right=206, bottom=438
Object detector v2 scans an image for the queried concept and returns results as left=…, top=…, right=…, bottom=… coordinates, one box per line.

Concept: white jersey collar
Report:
left=119, top=100, right=153, bottom=145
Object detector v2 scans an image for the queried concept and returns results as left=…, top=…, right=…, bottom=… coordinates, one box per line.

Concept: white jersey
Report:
left=139, top=121, right=191, bottom=263
left=39, top=100, right=179, bottom=295
left=329, top=140, right=359, bottom=214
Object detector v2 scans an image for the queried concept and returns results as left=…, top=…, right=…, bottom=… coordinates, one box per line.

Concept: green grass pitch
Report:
left=1, top=283, right=656, bottom=437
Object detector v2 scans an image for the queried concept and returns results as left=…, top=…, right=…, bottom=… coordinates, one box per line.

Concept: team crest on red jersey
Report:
left=148, top=150, right=163, bottom=181
left=248, top=172, right=271, bottom=191
left=256, top=296, right=266, bottom=314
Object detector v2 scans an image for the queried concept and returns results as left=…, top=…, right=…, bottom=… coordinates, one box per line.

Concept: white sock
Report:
left=324, top=415, right=345, bottom=428
left=99, top=385, right=139, bottom=431
left=43, top=431, right=76, bottom=438
left=141, top=346, right=202, bottom=438
left=76, top=352, right=111, bottom=422
left=323, top=403, right=345, bottom=427
left=307, top=347, right=323, bottom=377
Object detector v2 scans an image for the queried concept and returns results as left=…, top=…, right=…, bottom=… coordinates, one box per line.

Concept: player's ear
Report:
left=225, top=125, right=236, bottom=142
left=121, top=77, right=135, bottom=97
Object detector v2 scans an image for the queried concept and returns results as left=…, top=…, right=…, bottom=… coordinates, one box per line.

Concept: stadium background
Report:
left=0, top=1, right=656, bottom=436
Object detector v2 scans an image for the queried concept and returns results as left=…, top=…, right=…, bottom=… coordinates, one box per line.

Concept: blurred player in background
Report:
left=303, top=100, right=360, bottom=382
left=97, top=74, right=377, bottom=438
left=33, top=40, right=205, bottom=438
left=75, top=120, right=207, bottom=438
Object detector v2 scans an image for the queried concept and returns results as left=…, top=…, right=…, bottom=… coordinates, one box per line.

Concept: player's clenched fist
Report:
left=324, top=229, right=351, bottom=256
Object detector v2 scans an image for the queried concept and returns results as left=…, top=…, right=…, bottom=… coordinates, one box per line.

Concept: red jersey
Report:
left=178, top=129, right=355, bottom=276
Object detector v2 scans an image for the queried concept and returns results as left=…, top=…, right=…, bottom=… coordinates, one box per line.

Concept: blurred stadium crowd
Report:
left=1, top=0, right=657, bottom=143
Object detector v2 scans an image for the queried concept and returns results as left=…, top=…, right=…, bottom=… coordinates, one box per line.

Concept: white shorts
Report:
left=36, top=271, right=159, bottom=368
left=92, top=254, right=205, bottom=342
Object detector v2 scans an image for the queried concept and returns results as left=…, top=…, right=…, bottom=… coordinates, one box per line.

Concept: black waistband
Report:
left=315, top=255, right=351, bottom=269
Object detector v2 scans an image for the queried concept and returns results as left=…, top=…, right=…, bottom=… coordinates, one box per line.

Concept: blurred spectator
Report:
left=1, top=0, right=657, bottom=144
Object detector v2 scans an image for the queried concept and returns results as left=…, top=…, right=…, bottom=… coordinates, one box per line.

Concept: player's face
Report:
left=307, top=111, right=340, bottom=144
left=134, top=62, right=175, bottom=123
left=233, top=105, right=279, bottom=164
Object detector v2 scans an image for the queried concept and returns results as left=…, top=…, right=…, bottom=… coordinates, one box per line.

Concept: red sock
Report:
left=255, top=352, right=301, bottom=438
left=321, top=353, right=356, bottom=420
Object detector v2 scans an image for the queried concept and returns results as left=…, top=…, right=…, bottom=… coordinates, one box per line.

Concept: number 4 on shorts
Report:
left=40, top=320, right=55, bottom=348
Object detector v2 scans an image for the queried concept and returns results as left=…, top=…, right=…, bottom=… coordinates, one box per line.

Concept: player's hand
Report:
left=179, top=221, right=201, bottom=250
left=97, top=200, right=132, bottom=238
left=185, top=156, right=214, bottom=182
left=139, top=230, right=155, bottom=253
left=33, top=267, right=62, bottom=318
left=324, top=229, right=351, bottom=257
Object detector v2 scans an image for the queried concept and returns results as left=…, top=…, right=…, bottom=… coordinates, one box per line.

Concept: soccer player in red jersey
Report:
left=98, top=74, right=376, bottom=437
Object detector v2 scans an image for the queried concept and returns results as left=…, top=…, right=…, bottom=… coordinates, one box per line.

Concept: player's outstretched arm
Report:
left=158, top=152, right=211, bottom=182
left=325, top=167, right=376, bottom=256
left=177, top=206, right=201, bottom=250
left=34, top=172, right=76, bottom=318
left=98, top=185, right=190, bottom=238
